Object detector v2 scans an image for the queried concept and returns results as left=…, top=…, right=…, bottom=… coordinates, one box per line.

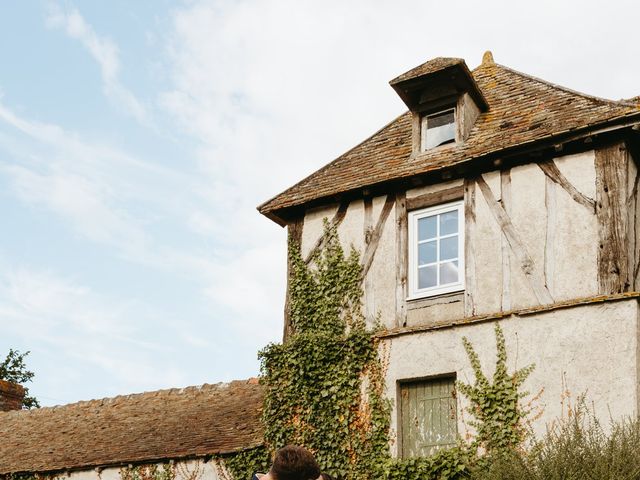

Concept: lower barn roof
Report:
left=0, top=379, right=264, bottom=475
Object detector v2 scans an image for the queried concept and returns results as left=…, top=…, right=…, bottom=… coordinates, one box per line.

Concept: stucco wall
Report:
left=60, top=458, right=228, bottom=480
left=299, top=150, right=607, bottom=330
left=383, top=299, right=639, bottom=456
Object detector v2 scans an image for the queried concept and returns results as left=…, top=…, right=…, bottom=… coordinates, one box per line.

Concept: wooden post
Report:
left=364, top=196, right=374, bottom=321
left=464, top=178, right=477, bottom=317
left=361, top=195, right=395, bottom=278
left=596, top=142, right=630, bottom=294
left=395, top=192, right=408, bottom=327
left=283, top=218, right=303, bottom=342
left=500, top=169, right=512, bottom=312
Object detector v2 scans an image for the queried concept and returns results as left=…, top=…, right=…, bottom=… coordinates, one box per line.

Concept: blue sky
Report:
left=1, top=0, right=639, bottom=406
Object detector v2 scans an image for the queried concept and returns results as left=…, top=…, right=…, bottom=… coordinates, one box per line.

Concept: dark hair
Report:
left=320, top=474, right=335, bottom=480
left=271, top=445, right=320, bottom=480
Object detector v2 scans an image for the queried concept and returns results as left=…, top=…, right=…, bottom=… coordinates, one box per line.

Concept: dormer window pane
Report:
left=421, top=109, right=455, bottom=150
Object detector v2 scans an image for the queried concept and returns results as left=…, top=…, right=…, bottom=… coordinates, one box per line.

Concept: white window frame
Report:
left=408, top=200, right=465, bottom=300
left=420, top=108, right=456, bottom=151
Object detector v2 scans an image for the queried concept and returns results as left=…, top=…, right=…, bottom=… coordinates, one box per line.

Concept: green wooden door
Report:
left=400, top=377, right=457, bottom=457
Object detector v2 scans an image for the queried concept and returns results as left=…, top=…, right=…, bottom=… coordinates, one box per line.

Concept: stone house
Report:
left=0, top=379, right=263, bottom=480
left=258, top=52, right=640, bottom=458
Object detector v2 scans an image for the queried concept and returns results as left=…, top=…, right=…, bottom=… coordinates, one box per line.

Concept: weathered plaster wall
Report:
left=384, top=299, right=639, bottom=457
left=299, top=149, right=611, bottom=330
left=300, top=195, right=397, bottom=328
left=60, top=458, right=228, bottom=480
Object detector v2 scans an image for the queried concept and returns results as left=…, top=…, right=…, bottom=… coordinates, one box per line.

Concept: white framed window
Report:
left=421, top=108, right=455, bottom=151
left=408, top=201, right=464, bottom=299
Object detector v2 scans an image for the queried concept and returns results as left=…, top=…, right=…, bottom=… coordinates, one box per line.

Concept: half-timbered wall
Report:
left=292, top=141, right=638, bottom=331
left=288, top=140, right=640, bottom=450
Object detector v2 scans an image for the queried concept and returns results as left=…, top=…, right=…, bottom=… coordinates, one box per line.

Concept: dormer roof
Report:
left=259, top=55, right=640, bottom=225
left=389, top=56, right=488, bottom=112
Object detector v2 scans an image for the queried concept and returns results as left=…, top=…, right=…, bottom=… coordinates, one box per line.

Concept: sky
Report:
left=0, top=1, right=639, bottom=407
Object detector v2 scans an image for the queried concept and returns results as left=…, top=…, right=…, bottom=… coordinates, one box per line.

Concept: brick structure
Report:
left=0, top=379, right=25, bottom=412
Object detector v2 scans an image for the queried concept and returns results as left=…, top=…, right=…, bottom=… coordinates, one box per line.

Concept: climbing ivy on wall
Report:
left=119, top=464, right=176, bottom=480
left=220, top=221, right=536, bottom=480
left=457, top=323, right=535, bottom=457
left=257, top=220, right=391, bottom=479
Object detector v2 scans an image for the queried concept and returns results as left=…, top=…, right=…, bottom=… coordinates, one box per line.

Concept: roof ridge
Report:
left=486, top=62, right=636, bottom=107
left=258, top=110, right=410, bottom=214
left=2, top=378, right=259, bottom=413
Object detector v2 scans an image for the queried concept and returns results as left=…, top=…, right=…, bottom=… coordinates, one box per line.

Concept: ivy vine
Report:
left=457, top=323, right=535, bottom=457
left=222, top=219, right=536, bottom=479
left=119, top=464, right=176, bottom=480
left=256, top=220, right=391, bottom=479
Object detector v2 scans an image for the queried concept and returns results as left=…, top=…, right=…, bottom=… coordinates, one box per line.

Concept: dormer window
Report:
left=421, top=108, right=455, bottom=151
left=389, top=57, right=488, bottom=158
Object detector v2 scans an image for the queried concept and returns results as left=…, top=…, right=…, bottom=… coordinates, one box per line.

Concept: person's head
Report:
left=270, top=445, right=320, bottom=480
left=320, top=474, right=334, bottom=480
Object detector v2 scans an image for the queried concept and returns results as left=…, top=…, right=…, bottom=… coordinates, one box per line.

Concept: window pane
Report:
left=418, top=216, right=437, bottom=241
left=439, top=261, right=459, bottom=285
left=418, top=265, right=437, bottom=289
left=425, top=124, right=455, bottom=149
left=419, top=241, right=437, bottom=265
left=428, top=110, right=454, bottom=128
left=440, top=236, right=458, bottom=261
left=440, top=210, right=458, bottom=236
left=424, top=110, right=455, bottom=150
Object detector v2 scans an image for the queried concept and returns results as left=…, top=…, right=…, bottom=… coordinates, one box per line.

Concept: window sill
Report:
left=410, top=142, right=457, bottom=161
left=406, top=291, right=464, bottom=311
left=406, top=285, right=464, bottom=303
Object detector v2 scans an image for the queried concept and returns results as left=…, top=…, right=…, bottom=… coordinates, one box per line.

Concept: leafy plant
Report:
left=457, top=323, right=534, bottom=457
left=257, top=220, right=391, bottom=479
left=1, top=349, right=40, bottom=409
left=473, top=402, right=640, bottom=480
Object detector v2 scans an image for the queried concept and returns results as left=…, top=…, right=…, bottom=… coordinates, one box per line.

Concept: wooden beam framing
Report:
left=500, top=169, right=512, bottom=311
left=476, top=175, right=554, bottom=305
left=406, top=185, right=463, bottom=211
left=361, top=195, right=395, bottom=278
left=303, top=200, right=349, bottom=264
left=544, top=175, right=557, bottom=294
left=395, top=192, right=408, bottom=327
left=596, top=143, right=630, bottom=294
left=377, top=292, right=640, bottom=339
left=363, top=196, right=375, bottom=320
left=464, top=178, right=477, bottom=316
left=283, top=218, right=304, bottom=342
left=538, top=160, right=596, bottom=212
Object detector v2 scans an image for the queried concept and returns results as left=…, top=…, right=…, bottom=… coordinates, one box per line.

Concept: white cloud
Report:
left=0, top=265, right=186, bottom=402
left=46, top=3, right=150, bottom=124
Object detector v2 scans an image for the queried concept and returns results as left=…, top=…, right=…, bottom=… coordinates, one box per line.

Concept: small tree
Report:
left=0, top=349, right=40, bottom=409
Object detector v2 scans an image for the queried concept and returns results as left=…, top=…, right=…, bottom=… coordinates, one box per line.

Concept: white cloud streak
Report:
left=45, top=3, right=150, bottom=124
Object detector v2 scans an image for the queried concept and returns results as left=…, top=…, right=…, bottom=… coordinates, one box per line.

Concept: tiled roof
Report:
left=0, top=379, right=264, bottom=474
left=389, top=57, right=464, bottom=85
left=259, top=60, right=640, bottom=219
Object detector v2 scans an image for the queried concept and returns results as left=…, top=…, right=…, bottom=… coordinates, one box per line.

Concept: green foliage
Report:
left=257, top=220, right=391, bottom=479
left=473, top=403, right=640, bottom=480
left=1, top=349, right=40, bottom=409
left=225, top=223, right=535, bottom=480
left=223, top=446, right=272, bottom=480
left=457, top=323, right=534, bottom=456
left=385, top=446, right=474, bottom=480
left=119, top=464, right=176, bottom=480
